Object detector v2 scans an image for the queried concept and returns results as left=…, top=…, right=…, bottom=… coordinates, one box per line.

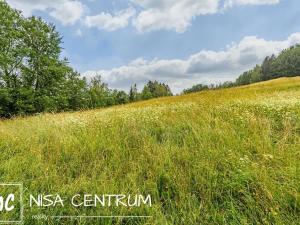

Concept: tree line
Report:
left=183, top=44, right=300, bottom=94
left=0, top=1, right=172, bottom=118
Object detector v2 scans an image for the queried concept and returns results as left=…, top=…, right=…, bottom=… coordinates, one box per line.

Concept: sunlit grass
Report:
left=0, top=77, right=299, bottom=225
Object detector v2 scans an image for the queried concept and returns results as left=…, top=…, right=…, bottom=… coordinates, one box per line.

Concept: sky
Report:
left=5, top=0, right=300, bottom=93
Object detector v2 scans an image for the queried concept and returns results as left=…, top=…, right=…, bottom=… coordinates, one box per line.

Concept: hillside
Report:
left=0, top=77, right=299, bottom=225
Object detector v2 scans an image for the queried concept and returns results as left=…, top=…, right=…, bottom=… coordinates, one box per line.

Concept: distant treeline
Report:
left=0, top=2, right=172, bottom=118
left=183, top=44, right=300, bottom=94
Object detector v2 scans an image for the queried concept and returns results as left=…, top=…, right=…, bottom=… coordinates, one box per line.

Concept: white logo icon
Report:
left=0, top=194, right=15, bottom=212
left=0, top=183, right=23, bottom=224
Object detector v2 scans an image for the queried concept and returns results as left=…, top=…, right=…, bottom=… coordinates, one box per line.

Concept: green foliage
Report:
left=0, top=1, right=86, bottom=116
left=270, top=45, right=300, bottom=78
left=129, top=84, right=139, bottom=102
left=115, top=90, right=129, bottom=104
left=261, top=55, right=276, bottom=80
left=183, top=84, right=209, bottom=94
left=236, top=65, right=262, bottom=86
left=87, top=75, right=110, bottom=108
left=141, top=81, right=173, bottom=100
left=0, top=88, right=13, bottom=117
left=86, top=75, right=130, bottom=108
left=141, top=85, right=153, bottom=100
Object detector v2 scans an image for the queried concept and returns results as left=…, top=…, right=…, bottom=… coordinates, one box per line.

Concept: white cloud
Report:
left=83, top=33, right=300, bottom=93
left=6, top=0, right=85, bottom=25
left=6, top=0, right=281, bottom=31
left=6, top=0, right=61, bottom=16
left=84, top=8, right=136, bottom=31
left=49, top=1, right=85, bottom=25
left=131, top=0, right=281, bottom=33
left=132, top=0, right=219, bottom=33
left=224, top=0, right=280, bottom=8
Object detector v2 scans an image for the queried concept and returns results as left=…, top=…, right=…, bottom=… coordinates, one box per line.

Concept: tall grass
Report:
left=0, top=77, right=299, bottom=225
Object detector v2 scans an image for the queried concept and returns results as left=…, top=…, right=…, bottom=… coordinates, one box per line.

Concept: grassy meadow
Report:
left=0, top=77, right=299, bottom=225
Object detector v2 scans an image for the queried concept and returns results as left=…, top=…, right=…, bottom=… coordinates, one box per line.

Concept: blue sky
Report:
left=6, top=0, right=300, bottom=93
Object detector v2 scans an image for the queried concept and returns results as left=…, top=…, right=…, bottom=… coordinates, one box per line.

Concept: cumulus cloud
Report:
left=49, top=1, right=85, bottom=25
left=6, top=0, right=60, bottom=16
left=224, top=0, right=280, bottom=8
left=131, top=0, right=281, bottom=33
left=132, top=0, right=219, bottom=33
left=6, top=0, right=281, bottom=31
left=83, top=33, right=300, bottom=93
left=85, top=8, right=136, bottom=31
left=6, top=0, right=85, bottom=25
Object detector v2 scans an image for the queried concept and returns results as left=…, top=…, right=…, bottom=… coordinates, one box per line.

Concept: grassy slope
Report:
left=0, top=77, right=299, bottom=225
